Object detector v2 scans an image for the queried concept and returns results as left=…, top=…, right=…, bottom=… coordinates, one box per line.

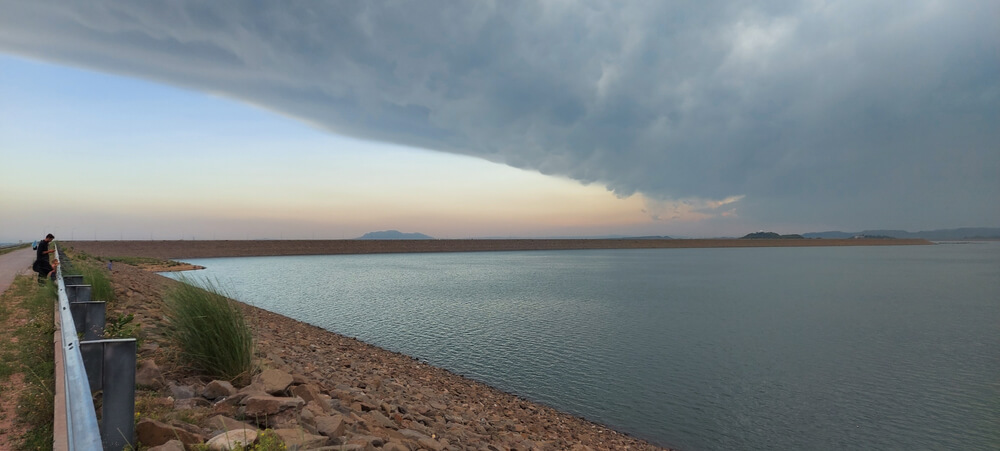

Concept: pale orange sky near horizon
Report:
left=0, top=56, right=764, bottom=242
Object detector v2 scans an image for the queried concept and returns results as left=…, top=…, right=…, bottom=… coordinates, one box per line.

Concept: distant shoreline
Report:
left=64, top=238, right=932, bottom=260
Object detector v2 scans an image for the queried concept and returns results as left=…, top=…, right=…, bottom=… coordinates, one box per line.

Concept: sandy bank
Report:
left=65, top=238, right=931, bottom=260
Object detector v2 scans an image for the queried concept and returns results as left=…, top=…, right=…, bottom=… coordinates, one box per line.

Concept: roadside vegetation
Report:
left=0, top=275, right=56, bottom=450
left=0, top=243, right=30, bottom=256
left=72, top=258, right=116, bottom=304
left=165, top=277, right=256, bottom=385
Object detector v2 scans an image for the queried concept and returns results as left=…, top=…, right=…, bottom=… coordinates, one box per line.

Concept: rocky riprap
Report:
left=103, top=259, right=668, bottom=450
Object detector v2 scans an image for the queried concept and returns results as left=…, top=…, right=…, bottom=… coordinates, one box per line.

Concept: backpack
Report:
left=32, top=240, right=38, bottom=250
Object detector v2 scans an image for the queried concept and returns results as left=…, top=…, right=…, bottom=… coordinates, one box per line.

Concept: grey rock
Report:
left=203, top=380, right=238, bottom=400
left=174, top=397, right=210, bottom=409
left=169, top=383, right=196, bottom=400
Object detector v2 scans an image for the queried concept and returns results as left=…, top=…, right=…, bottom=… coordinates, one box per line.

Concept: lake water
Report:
left=167, top=242, right=1000, bottom=450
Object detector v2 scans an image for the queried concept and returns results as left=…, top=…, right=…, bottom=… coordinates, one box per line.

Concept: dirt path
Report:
left=0, top=247, right=34, bottom=295
left=0, top=253, right=35, bottom=449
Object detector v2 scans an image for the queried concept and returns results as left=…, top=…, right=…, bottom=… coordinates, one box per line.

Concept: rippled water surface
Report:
left=167, top=242, right=1000, bottom=450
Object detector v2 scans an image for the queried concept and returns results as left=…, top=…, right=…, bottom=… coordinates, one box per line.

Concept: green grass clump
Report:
left=78, top=264, right=115, bottom=304
left=165, top=277, right=255, bottom=385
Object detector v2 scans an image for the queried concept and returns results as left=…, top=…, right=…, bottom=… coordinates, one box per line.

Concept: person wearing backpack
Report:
left=33, top=233, right=55, bottom=284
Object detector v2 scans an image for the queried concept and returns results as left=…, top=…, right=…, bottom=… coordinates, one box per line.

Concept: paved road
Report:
left=0, top=247, right=35, bottom=295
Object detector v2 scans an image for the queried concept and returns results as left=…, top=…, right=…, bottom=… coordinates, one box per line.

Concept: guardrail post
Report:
left=69, top=302, right=106, bottom=341
left=66, top=284, right=92, bottom=303
left=80, top=339, right=136, bottom=451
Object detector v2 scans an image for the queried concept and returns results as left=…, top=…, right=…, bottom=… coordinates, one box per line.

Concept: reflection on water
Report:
left=167, top=242, right=1000, bottom=450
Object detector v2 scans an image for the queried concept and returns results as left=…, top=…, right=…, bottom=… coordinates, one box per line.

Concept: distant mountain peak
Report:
left=356, top=230, right=434, bottom=240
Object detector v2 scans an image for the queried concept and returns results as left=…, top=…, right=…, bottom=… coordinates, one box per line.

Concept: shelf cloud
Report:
left=2, top=1, right=997, bottom=229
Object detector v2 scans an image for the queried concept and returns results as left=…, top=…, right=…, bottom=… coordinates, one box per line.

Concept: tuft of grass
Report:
left=164, top=277, right=255, bottom=385
left=79, top=263, right=115, bottom=304
left=59, top=251, right=116, bottom=304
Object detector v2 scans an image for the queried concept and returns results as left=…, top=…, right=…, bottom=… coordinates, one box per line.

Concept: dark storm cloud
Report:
left=2, top=0, right=997, bottom=228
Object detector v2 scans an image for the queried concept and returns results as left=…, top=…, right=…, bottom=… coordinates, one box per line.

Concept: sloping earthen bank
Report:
left=84, top=247, right=669, bottom=450
left=65, top=237, right=931, bottom=260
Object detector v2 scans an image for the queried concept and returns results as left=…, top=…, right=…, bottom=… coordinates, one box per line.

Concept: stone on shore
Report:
left=136, top=418, right=204, bottom=446
left=206, top=415, right=255, bottom=432
left=136, top=359, right=164, bottom=388
left=382, top=442, right=410, bottom=451
left=273, top=427, right=329, bottom=449
left=314, top=414, right=347, bottom=437
left=146, top=440, right=185, bottom=451
left=203, top=380, right=238, bottom=400
left=290, top=383, right=327, bottom=407
left=244, top=395, right=305, bottom=416
left=168, top=383, right=196, bottom=400
left=206, top=428, right=258, bottom=450
left=174, top=397, right=210, bottom=409
left=418, top=436, right=446, bottom=451
left=256, top=368, right=294, bottom=394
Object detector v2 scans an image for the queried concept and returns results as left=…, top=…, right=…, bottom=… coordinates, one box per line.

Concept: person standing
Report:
left=34, top=233, right=55, bottom=283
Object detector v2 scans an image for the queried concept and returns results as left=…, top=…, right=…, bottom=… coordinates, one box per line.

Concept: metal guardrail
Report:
left=54, top=244, right=104, bottom=450
left=54, top=244, right=136, bottom=451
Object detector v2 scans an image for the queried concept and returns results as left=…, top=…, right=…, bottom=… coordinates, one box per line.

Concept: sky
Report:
left=1, top=1, right=997, bottom=241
